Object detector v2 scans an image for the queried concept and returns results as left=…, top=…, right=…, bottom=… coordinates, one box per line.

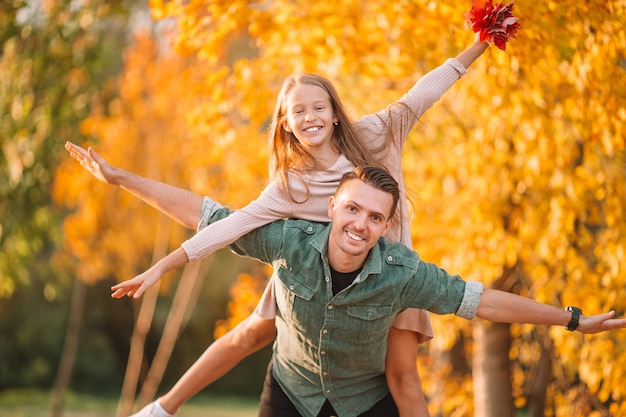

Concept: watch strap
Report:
left=565, top=306, right=582, bottom=331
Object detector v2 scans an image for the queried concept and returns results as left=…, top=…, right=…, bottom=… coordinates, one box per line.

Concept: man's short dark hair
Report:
left=336, top=166, right=400, bottom=219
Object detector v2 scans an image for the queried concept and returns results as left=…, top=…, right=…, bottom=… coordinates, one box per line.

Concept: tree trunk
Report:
left=116, top=214, right=171, bottom=417
left=527, top=330, right=552, bottom=417
left=429, top=333, right=469, bottom=417
left=50, top=279, right=87, bottom=417
left=116, top=284, right=161, bottom=417
left=136, top=257, right=212, bottom=406
left=472, top=265, right=523, bottom=417
left=472, top=321, right=514, bottom=417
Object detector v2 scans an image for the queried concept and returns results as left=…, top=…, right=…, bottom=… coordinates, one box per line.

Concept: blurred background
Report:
left=1, top=0, right=625, bottom=416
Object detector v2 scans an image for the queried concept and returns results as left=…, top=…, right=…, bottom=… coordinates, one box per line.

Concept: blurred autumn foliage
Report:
left=213, top=266, right=272, bottom=339
left=4, top=0, right=624, bottom=415
left=0, top=0, right=136, bottom=397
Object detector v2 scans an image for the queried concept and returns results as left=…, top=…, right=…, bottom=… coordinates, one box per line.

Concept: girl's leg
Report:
left=385, top=328, right=430, bottom=417
left=157, top=315, right=276, bottom=415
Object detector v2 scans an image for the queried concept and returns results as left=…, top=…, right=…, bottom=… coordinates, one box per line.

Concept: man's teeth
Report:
left=347, top=231, right=364, bottom=241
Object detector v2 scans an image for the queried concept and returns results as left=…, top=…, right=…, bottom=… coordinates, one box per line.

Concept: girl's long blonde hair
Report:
left=267, top=74, right=384, bottom=201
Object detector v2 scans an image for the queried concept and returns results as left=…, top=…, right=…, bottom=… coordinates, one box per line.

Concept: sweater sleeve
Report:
left=357, top=57, right=467, bottom=152
left=184, top=166, right=343, bottom=262
left=182, top=182, right=293, bottom=262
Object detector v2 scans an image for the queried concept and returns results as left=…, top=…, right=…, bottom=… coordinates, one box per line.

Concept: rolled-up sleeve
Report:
left=196, top=196, right=225, bottom=232
left=455, top=281, right=484, bottom=320
left=443, top=57, right=467, bottom=77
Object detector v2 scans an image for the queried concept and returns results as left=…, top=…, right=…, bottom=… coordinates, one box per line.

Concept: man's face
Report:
left=327, top=179, right=393, bottom=270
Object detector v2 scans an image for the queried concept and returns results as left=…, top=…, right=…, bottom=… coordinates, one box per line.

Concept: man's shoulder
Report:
left=378, top=240, right=420, bottom=271
left=284, top=218, right=329, bottom=234
left=245, top=217, right=329, bottom=243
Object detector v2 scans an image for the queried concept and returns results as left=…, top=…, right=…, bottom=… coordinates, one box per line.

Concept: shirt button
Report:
left=328, top=305, right=333, bottom=310
left=325, top=277, right=330, bottom=282
left=326, top=389, right=331, bottom=393
left=323, top=371, right=328, bottom=376
left=289, top=285, right=294, bottom=290
left=307, top=226, right=313, bottom=232
left=321, top=351, right=326, bottom=355
left=387, top=255, right=393, bottom=261
left=322, top=329, right=328, bottom=334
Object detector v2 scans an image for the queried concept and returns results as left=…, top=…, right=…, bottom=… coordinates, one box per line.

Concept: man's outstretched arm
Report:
left=65, top=141, right=204, bottom=230
left=477, top=289, right=626, bottom=334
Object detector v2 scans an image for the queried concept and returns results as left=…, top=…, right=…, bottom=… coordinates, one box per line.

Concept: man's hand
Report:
left=578, top=311, right=626, bottom=334
left=65, top=141, right=118, bottom=184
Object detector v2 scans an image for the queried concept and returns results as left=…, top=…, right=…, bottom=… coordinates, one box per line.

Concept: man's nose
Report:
left=352, top=214, right=367, bottom=230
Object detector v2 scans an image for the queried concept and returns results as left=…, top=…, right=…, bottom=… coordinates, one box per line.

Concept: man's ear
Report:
left=328, top=196, right=336, bottom=218
left=380, top=218, right=393, bottom=237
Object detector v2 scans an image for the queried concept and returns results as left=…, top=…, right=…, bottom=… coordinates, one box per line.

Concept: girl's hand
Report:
left=464, top=0, right=521, bottom=52
left=111, top=267, right=163, bottom=299
left=112, top=248, right=190, bottom=299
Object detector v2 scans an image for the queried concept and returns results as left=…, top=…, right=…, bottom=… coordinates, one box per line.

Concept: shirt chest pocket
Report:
left=275, top=267, right=317, bottom=333
left=346, top=304, right=394, bottom=341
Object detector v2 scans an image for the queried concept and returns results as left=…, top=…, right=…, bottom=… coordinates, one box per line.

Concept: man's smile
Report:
left=346, top=229, right=365, bottom=242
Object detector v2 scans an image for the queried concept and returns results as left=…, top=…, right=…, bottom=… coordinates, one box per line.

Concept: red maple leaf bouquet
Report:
left=465, top=0, right=521, bottom=51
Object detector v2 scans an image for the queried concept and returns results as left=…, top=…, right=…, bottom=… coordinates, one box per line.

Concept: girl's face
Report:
left=283, top=83, right=338, bottom=152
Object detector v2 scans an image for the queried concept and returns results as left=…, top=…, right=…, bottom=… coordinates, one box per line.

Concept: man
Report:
left=114, top=165, right=626, bottom=417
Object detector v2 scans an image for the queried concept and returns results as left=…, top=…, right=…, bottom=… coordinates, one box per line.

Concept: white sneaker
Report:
left=130, top=401, right=175, bottom=417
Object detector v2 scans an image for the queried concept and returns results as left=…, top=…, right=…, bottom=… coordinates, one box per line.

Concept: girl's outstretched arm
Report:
left=111, top=246, right=189, bottom=299
left=455, top=33, right=489, bottom=70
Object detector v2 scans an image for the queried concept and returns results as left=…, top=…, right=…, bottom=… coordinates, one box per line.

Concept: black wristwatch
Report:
left=565, top=306, right=582, bottom=331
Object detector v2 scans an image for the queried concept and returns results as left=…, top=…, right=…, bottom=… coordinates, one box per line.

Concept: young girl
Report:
left=69, top=36, right=489, bottom=416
